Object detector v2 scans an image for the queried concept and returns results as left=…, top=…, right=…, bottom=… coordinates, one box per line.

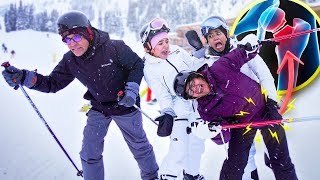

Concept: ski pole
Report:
left=221, top=116, right=320, bottom=129
left=186, top=116, right=320, bottom=132
left=266, top=28, right=320, bottom=42
left=1, top=62, right=83, bottom=177
left=117, top=90, right=158, bottom=126
left=133, top=104, right=158, bottom=126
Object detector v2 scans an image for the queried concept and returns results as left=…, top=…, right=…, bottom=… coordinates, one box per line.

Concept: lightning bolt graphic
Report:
left=235, top=111, right=250, bottom=116
left=261, top=86, right=268, bottom=102
left=280, top=124, right=290, bottom=131
left=243, top=123, right=252, bottom=135
left=287, top=118, right=294, bottom=123
left=268, top=128, right=280, bottom=144
left=283, top=98, right=296, bottom=114
left=255, top=131, right=262, bottom=145
left=277, top=93, right=282, bottom=103
left=245, top=97, right=256, bottom=106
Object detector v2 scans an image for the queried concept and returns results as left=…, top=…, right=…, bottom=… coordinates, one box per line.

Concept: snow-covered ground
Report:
left=0, top=28, right=320, bottom=180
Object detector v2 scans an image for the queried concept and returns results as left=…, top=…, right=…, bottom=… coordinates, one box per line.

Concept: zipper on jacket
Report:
left=165, top=59, right=179, bottom=73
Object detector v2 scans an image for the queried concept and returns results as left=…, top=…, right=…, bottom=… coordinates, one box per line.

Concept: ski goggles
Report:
left=200, top=17, right=229, bottom=36
left=62, top=34, right=82, bottom=45
left=185, top=79, right=196, bottom=97
left=141, top=18, right=170, bottom=44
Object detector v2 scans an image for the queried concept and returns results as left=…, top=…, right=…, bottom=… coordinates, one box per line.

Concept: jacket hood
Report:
left=79, top=28, right=111, bottom=60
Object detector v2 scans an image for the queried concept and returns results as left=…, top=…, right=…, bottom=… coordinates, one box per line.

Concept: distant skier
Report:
left=10, top=50, right=16, bottom=59
left=2, top=43, right=7, bottom=53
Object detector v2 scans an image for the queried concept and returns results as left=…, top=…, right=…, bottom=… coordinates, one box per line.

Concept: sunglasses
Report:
left=62, top=34, right=82, bottom=45
left=141, top=18, right=170, bottom=44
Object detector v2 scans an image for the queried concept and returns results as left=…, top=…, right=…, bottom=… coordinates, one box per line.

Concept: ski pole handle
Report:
left=1, top=61, right=10, bottom=68
left=1, top=61, right=19, bottom=90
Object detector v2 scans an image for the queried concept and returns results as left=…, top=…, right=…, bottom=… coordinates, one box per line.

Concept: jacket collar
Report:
left=204, top=36, right=237, bottom=58
left=79, top=28, right=111, bottom=60
left=144, top=45, right=180, bottom=64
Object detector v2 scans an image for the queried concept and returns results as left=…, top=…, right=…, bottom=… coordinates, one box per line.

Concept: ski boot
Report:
left=183, top=170, right=205, bottom=180
left=159, top=174, right=177, bottom=180
left=251, top=169, right=259, bottom=180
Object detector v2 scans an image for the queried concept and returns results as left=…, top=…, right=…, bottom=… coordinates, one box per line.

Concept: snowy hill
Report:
left=0, top=25, right=320, bottom=180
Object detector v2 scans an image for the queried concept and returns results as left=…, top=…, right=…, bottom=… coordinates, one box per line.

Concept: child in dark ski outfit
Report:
left=174, top=47, right=298, bottom=180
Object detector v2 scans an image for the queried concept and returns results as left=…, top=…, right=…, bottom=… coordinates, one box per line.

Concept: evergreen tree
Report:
left=48, top=9, right=59, bottom=32
left=70, top=1, right=95, bottom=21
left=6, top=4, right=17, bottom=32
left=4, top=13, right=10, bottom=32
left=16, top=0, right=28, bottom=30
left=26, top=5, right=35, bottom=29
left=127, top=0, right=138, bottom=32
left=98, top=11, right=103, bottom=30
left=35, top=11, right=49, bottom=31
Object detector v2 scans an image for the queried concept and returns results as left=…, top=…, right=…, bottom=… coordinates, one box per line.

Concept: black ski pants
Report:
left=219, top=124, right=298, bottom=180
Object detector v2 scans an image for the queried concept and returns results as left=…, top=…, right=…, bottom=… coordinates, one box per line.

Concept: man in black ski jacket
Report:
left=2, top=11, right=159, bottom=180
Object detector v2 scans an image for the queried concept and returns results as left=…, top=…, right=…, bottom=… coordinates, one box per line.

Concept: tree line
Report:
left=3, top=0, right=250, bottom=39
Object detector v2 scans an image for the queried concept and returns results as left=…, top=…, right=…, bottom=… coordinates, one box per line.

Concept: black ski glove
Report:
left=185, top=30, right=203, bottom=51
left=155, top=114, right=174, bottom=137
left=2, top=66, right=37, bottom=88
left=263, top=98, right=282, bottom=120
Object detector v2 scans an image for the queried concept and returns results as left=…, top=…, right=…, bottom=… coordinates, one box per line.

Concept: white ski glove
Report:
left=191, top=120, right=222, bottom=139
left=238, top=34, right=261, bottom=57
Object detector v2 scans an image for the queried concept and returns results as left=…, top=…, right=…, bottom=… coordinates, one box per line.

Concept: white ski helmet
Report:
left=200, top=16, right=229, bottom=37
left=140, top=18, right=170, bottom=51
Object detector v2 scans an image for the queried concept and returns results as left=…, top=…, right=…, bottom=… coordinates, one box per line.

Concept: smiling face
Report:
left=65, top=34, right=90, bottom=56
left=185, top=77, right=211, bottom=98
left=151, top=38, right=170, bottom=59
left=207, top=28, right=228, bottom=52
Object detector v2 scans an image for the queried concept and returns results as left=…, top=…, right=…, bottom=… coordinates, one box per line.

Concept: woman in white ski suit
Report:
left=141, top=18, right=206, bottom=179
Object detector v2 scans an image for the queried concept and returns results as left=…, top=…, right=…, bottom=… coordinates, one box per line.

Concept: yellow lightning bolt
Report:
left=255, top=131, right=262, bottom=145
left=268, top=128, right=280, bottom=144
left=235, top=111, right=250, bottom=116
left=286, top=118, right=294, bottom=123
left=280, top=124, right=291, bottom=131
left=283, top=98, right=296, bottom=115
left=243, top=122, right=252, bottom=135
left=245, top=97, right=256, bottom=106
left=261, top=86, right=268, bottom=102
left=276, top=90, right=282, bottom=102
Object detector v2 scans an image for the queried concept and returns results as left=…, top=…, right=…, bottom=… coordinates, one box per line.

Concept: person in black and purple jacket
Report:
left=2, top=11, right=159, bottom=180
left=173, top=42, right=297, bottom=180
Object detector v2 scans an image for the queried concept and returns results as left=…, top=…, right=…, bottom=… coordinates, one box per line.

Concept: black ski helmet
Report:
left=57, top=11, right=93, bottom=39
left=174, top=70, right=204, bottom=99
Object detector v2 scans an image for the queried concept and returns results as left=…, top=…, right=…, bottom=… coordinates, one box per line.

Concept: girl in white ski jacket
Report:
left=141, top=18, right=206, bottom=179
left=144, top=46, right=206, bottom=179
